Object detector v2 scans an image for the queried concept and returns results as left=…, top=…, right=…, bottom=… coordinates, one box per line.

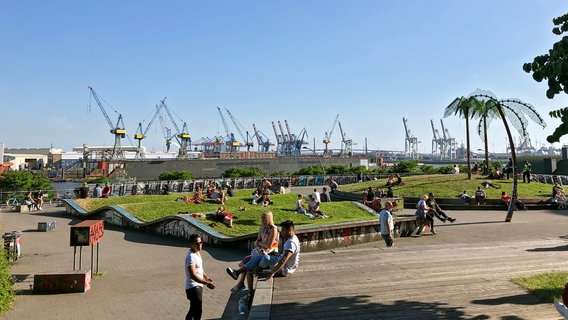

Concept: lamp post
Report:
left=302, top=147, right=325, bottom=176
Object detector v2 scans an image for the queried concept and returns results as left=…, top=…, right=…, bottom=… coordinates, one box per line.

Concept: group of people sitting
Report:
left=415, top=193, right=456, bottom=235
left=183, top=185, right=229, bottom=205
left=23, top=190, right=45, bottom=211
left=385, top=174, right=403, bottom=187
left=551, top=183, right=568, bottom=209
left=225, top=212, right=300, bottom=310
left=294, top=188, right=330, bottom=219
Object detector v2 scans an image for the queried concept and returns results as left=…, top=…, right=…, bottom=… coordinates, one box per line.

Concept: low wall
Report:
left=63, top=200, right=420, bottom=253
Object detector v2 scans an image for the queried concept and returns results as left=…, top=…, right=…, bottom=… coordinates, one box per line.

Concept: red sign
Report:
left=70, top=220, right=104, bottom=246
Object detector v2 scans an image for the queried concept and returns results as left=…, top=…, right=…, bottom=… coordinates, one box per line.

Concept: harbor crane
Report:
left=161, top=98, right=191, bottom=159
left=323, top=114, right=339, bottom=155
left=156, top=106, right=173, bottom=152
left=217, top=107, right=240, bottom=152
left=134, top=104, right=162, bottom=159
left=338, top=121, right=353, bottom=157
left=252, top=124, right=272, bottom=152
left=440, top=119, right=456, bottom=159
left=402, top=117, right=419, bottom=159
left=225, top=108, right=253, bottom=151
left=88, top=86, right=126, bottom=161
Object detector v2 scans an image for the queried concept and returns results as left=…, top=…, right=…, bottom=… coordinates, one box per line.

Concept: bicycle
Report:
left=5, top=197, right=18, bottom=210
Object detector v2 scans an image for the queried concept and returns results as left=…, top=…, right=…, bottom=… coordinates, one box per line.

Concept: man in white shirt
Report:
left=185, top=234, right=216, bottom=320
left=379, top=201, right=394, bottom=247
left=226, top=220, right=300, bottom=296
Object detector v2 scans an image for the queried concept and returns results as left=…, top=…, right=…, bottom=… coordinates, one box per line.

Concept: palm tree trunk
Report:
left=483, top=116, right=489, bottom=175
left=466, top=110, right=472, bottom=180
left=497, top=107, right=517, bottom=222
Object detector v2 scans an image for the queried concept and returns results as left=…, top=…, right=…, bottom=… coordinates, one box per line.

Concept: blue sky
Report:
left=2, top=1, right=568, bottom=154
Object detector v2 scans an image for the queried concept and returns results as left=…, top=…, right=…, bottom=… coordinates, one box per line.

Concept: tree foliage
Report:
left=523, top=13, right=568, bottom=99
left=158, top=170, right=195, bottom=180
left=0, top=171, right=52, bottom=192
left=222, top=166, right=265, bottom=178
left=523, top=13, right=568, bottom=143
left=0, top=249, right=14, bottom=315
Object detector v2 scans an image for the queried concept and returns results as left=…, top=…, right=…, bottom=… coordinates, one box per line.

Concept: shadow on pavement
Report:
left=270, top=295, right=481, bottom=320
left=527, top=245, right=568, bottom=252
left=472, top=292, right=546, bottom=306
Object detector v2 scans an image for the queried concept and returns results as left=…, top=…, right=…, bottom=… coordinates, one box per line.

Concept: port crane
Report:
left=225, top=108, right=253, bottom=151
left=88, top=86, right=126, bottom=161
left=134, top=104, right=162, bottom=159
left=323, top=114, right=339, bottom=155
left=161, top=98, right=191, bottom=159
left=217, top=107, right=240, bottom=152
left=338, top=121, right=353, bottom=157
left=402, top=117, right=419, bottom=159
left=252, top=124, right=272, bottom=152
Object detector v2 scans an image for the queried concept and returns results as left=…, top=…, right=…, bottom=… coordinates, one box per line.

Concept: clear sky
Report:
left=2, top=1, right=568, bottom=155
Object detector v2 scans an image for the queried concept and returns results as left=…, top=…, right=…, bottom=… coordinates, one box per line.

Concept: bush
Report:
left=0, top=250, right=14, bottom=315
left=389, top=160, right=420, bottom=173
left=158, top=170, right=195, bottom=180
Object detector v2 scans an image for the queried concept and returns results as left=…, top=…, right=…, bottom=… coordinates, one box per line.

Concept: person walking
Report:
left=185, top=234, right=216, bottom=320
left=505, top=158, right=513, bottom=179
left=379, top=201, right=394, bottom=247
left=522, top=160, right=532, bottom=183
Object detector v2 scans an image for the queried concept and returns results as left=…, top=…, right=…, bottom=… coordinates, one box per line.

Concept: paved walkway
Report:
left=1, top=206, right=568, bottom=319
left=271, top=209, right=568, bottom=320
left=0, top=206, right=243, bottom=320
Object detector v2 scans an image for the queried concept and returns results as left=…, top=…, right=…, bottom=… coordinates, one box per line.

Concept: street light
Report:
left=302, top=147, right=326, bottom=176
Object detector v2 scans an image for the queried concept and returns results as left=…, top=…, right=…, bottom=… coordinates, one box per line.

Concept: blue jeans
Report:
left=244, top=254, right=279, bottom=272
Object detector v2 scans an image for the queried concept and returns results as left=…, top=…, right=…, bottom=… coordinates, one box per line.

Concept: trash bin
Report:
left=2, top=231, right=21, bottom=261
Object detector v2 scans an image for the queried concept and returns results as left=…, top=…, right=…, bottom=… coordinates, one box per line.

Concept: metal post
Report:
left=90, top=244, right=94, bottom=273
left=79, top=246, right=82, bottom=270
left=96, top=242, right=100, bottom=273
left=73, top=246, right=76, bottom=270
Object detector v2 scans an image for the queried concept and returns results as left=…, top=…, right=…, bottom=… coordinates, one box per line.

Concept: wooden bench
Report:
left=247, top=270, right=273, bottom=320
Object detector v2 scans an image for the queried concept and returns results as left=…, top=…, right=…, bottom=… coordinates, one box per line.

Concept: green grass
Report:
left=74, top=190, right=374, bottom=237
left=512, top=271, right=568, bottom=302
left=339, top=174, right=553, bottom=199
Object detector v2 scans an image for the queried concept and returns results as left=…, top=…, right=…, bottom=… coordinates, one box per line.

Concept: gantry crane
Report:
left=440, top=119, right=456, bottom=160
left=402, top=117, right=419, bottom=159
left=161, top=98, right=191, bottom=159
left=323, top=114, right=339, bottom=155
left=88, top=86, right=126, bottom=161
left=134, top=104, right=163, bottom=159
left=225, top=108, right=253, bottom=151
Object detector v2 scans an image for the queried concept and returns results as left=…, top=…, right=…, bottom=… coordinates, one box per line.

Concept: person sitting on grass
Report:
left=475, top=187, right=487, bottom=205
left=426, top=193, right=456, bottom=223
left=213, top=207, right=234, bottom=228
left=226, top=220, right=300, bottom=304
left=294, top=194, right=314, bottom=219
left=386, top=186, right=394, bottom=198
left=363, top=186, right=375, bottom=205
left=307, top=194, right=328, bottom=218
left=215, top=187, right=226, bottom=205
left=251, top=190, right=261, bottom=205
left=191, top=186, right=204, bottom=204
left=501, top=191, right=510, bottom=206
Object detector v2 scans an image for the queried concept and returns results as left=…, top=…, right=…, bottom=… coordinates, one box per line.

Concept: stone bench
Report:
left=403, top=197, right=557, bottom=211
left=16, top=205, right=32, bottom=213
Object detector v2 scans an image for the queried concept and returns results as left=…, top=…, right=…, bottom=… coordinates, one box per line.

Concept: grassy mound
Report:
left=340, top=174, right=553, bottom=199
left=74, top=191, right=375, bottom=237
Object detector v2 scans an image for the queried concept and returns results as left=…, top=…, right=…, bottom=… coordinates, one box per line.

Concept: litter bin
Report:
left=2, top=231, right=21, bottom=261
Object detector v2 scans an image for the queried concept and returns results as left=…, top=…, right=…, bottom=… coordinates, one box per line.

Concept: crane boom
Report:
left=225, top=108, right=247, bottom=143
left=88, top=86, right=115, bottom=130
left=217, top=107, right=232, bottom=139
left=161, top=98, right=182, bottom=136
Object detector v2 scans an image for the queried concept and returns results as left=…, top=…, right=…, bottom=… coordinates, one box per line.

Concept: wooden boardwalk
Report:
left=271, top=210, right=568, bottom=319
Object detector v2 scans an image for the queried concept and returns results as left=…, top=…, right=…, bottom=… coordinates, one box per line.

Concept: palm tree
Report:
left=468, top=89, right=546, bottom=222
left=444, top=96, right=477, bottom=180
left=471, top=96, right=500, bottom=175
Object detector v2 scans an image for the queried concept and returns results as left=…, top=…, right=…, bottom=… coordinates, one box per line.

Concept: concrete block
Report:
left=33, top=270, right=91, bottom=294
